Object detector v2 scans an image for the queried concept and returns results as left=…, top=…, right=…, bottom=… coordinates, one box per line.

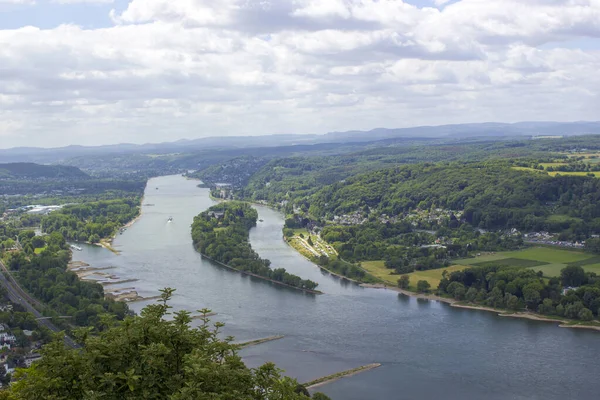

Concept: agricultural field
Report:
left=512, top=166, right=600, bottom=178
left=361, top=260, right=469, bottom=289
left=361, top=260, right=397, bottom=285
left=405, top=265, right=470, bottom=291
left=453, top=247, right=600, bottom=278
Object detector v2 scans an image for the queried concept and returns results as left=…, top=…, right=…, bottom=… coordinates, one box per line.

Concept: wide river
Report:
left=73, top=175, right=599, bottom=400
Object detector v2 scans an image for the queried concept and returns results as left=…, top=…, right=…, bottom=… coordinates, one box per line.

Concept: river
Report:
left=72, top=175, right=599, bottom=400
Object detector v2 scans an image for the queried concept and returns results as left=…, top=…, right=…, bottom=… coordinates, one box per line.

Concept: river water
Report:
left=72, top=175, right=599, bottom=400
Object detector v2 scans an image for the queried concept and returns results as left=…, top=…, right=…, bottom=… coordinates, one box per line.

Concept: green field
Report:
left=512, top=166, right=600, bottom=178
left=472, top=258, right=548, bottom=268
left=34, top=246, right=47, bottom=255
left=361, top=260, right=397, bottom=285
left=361, top=261, right=469, bottom=289
left=454, top=247, right=600, bottom=278
left=406, top=265, right=470, bottom=291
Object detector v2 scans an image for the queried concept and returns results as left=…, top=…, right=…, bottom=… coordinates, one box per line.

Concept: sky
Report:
left=0, top=0, right=599, bottom=148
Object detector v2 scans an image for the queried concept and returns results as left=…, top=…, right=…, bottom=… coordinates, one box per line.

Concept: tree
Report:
left=538, top=298, right=555, bottom=315
left=578, top=308, right=593, bottom=321
left=416, top=280, right=431, bottom=293
left=398, top=275, right=410, bottom=289
left=561, top=265, right=587, bottom=287
left=523, top=287, right=541, bottom=310
left=465, top=287, right=478, bottom=302
left=9, top=289, right=316, bottom=399
left=312, top=393, right=332, bottom=400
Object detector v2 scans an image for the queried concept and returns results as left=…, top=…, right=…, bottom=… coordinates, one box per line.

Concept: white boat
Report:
left=168, top=217, right=173, bottom=222
left=70, top=244, right=83, bottom=251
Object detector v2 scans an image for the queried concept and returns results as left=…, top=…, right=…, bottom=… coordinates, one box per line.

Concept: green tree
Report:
left=416, top=280, right=431, bottom=293
left=398, top=275, right=410, bottom=289
left=465, top=287, right=478, bottom=302
left=523, top=287, right=541, bottom=310
left=312, top=393, right=332, bottom=400
left=9, top=289, right=316, bottom=399
left=561, top=265, right=587, bottom=287
left=578, top=308, right=593, bottom=321
left=538, top=298, right=555, bottom=315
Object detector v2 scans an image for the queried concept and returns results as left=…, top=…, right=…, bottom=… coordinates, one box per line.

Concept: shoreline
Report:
left=360, top=283, right=600, bottom=332
left=204, top=194, right=600, bottom=333
left=283, top=237, right=364, bottom=285
left=360, top=283, right=456, bottom=304
left=197, top=251, right=323, bottom=295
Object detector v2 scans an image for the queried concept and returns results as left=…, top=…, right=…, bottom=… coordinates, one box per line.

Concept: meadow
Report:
left=361, top=260, right=468, bottom=290
left=454, top=247, right=600, bottom=278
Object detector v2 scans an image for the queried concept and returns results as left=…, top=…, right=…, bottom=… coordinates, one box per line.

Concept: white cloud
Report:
left=52, top=0, right=114, bottom=4
left=0, top=0, right=34, bottom=4
left=0, top=0, right=600, bottom=147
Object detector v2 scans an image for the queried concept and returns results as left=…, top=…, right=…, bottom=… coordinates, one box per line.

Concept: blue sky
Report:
left=0, top=0, right=599, bottom=148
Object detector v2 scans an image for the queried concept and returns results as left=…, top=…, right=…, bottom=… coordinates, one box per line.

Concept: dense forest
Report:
left=0, top=163, right=89, bottom=180
left=191, top=203, right=318, bottom=291
left=40, top=199, right=140, bottom=243
left=306, top=162, right=600, bottom=240
left=437, top=264, right=600, bottom=321
left=2, top=230, right=131, bottom=331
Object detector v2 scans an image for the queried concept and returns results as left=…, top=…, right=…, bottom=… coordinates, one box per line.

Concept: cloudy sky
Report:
left=0, top=0, right=599, bottom=148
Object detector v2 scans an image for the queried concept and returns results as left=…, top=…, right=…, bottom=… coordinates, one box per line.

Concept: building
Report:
left=24, top=354, right=42, bottom=368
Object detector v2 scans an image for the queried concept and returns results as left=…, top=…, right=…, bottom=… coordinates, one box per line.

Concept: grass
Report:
left=406, top=265, right=470, bottom=291
left=547, top=171, right=600, bottom=178
left=512, top=166, right=600, bottom=178
left=472, top=258, right=548, bottom=268
left=34, top=246, right=47, bottom=255
left=361, top=260, right=397, bottom=285
left=456, top=247, right=592, bottom=265
left=546, top=214, right=583, bottom=223
left=567, top=256, right=600, bottom=268
left=454, top=247, right=600, bottom=278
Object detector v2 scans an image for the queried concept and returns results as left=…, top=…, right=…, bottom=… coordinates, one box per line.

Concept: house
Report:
left=562, top=287, right=579, bottom=295
left=208, top=211, right=225, bottom=219
left=24, top=354, right=42, bottom=368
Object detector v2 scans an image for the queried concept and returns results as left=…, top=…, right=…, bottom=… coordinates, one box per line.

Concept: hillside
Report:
left=306, top=162, right=600, bottom=237
left=0, top=162, right=89, bottom=180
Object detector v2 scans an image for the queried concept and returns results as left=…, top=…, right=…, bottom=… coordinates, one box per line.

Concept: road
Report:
left=0, top=260, right=80, bottom=349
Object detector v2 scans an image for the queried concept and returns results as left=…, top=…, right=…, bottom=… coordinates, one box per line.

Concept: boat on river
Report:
left=168, top=217, right=173, bottom=222
left=70, top=244, right=82, bottom=251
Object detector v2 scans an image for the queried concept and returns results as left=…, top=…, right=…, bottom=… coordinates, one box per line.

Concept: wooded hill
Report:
left=0, top=163, right=89, bottom=180
left=306, top=162, right=600, bottom=238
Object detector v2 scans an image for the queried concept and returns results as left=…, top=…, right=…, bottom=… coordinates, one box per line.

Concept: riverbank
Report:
left=283, top=237, right=364, bottom=285
left=361, top=283, right=600, bottom=332
left=197, top=251, right=323, bottom=295
left=361, top=283, right=456, bottom=304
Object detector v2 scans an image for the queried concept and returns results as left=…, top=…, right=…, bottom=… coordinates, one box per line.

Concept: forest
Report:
left=1, top=229, right=131, bottom=331
left=40, top=199, right=140, bottom=243
left=437, top=264, right=600, bottom=321
left=191, top=203, right=318, bottom=291
left=306, top=162, right=600, bottom=240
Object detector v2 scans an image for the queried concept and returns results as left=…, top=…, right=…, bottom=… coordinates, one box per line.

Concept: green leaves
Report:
left=7, top=291, right=315, bottom=399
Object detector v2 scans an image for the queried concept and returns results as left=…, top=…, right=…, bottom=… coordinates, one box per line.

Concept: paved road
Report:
left=0, top=261, right=80, bottom=349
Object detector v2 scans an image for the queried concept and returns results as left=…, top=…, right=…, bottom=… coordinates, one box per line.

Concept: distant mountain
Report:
left=0, top=163, right=89, bottom=180
left=0, top=121, right=599, bottom=164
left=323, top=121, right=600, bottom=142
